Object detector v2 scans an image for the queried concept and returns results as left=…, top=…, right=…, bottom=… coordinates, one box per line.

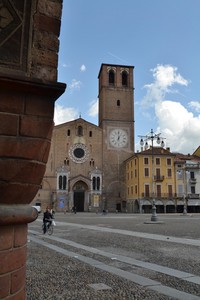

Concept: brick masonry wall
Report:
left=0, top=225, right=27, bottom=299
left=30, top=0, right=63, bottom=81
left=0, top=0, right=63, bottom=82
left=0, top=1, right=65, bottom=299
left=0, top=84, right=55, bottom=205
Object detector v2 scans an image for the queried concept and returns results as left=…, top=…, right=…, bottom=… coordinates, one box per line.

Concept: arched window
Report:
left=109, top=70, right=115, bottom=85
left=122, top=71, right=128, bottom=86
left=63, top=175, right=67, bottom=190
left=77, top=125, right=83, bottom=136
left=90, top=159, right=94, bottom=167
left=58, top=174, right=67, bottom=190
left=92, top=176, right=101, bottom=191
left=97, top=177, right=100, bottom=190
left=59, top=175, right=62, bottom=190
left=117, top=99, right=120, bottom=106
left=92, top=177, right=96, bottom=190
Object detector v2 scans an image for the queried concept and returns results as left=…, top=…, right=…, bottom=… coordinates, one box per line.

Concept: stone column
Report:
left=0, top=1, right=65, bottom=299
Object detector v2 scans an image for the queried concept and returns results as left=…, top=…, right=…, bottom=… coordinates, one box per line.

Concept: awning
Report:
left=155, top=200, right=164, bottom=205
left=140, top=200, right=164, bottom=206
left=166, top=200, right=174, bottom=205
left=177, top=200, right=184, bottom=205
left=187, top=200, right=200, bottom=206
left=142, top=200, right=151, bottom=206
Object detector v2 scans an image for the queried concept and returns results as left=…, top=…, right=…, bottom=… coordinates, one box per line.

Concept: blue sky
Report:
left=55, top=0, right=200, bottom=154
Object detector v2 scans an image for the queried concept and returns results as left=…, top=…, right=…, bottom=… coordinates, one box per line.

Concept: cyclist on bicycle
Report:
left=43, top=207, right=53, bottom=234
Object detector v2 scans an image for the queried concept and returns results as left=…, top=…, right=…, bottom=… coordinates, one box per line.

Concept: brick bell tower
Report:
left=0, top=1, right=66, bottom=299
left=98, top=64, right=135, bottom=212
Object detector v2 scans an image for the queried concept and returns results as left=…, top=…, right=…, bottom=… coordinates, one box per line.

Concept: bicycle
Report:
left=42, top=219, right=54, bottom=235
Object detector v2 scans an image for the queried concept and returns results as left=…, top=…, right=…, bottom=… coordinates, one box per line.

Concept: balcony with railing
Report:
left=189, top=178, right=197, bottom=184
left=154, top=175, right=164, bottom=182
left=187, top=193, right=199, bottom=199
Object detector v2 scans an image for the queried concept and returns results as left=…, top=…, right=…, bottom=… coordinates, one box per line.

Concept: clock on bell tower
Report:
left=98, top=63, right=135, bottom=212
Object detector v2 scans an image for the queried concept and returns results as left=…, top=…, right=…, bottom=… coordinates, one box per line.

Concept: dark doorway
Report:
left=74, top=190, right=84, bottom=212
left=116, top=203, right=121, bottom=212
left=166, top=205, right=176, bottom=213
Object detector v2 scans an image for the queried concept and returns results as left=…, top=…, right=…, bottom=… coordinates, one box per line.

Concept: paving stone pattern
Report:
left=26, top=213, right=200, bottom=299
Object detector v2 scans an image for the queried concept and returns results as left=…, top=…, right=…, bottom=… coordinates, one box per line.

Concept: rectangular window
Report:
left=168, top=185, right=173, bottom=197
left=145, top=185, right=150, bottom=197
left=131, top=186, right=133, bottom=194
left=167, top=158, right=171, bottom=165
left=156, top=158, right=160, bottom=165
left=144, top=168, right=149, bottom=177
left=144, top=157, right=148, bottom=165
left=178, top=184, right=183, bottom=196
left=190, top=171, right=195, bottom=179
left=156, top=185, right=161, bottom=197
left=67, top=129, right=70, bottom=136
left=167, top=168, right=172, bottom=177
left=156, top=168, right=161, bottom=177
left=191, top=186, right=195, bottom=194
left=135, top=185, right=137, bottom=194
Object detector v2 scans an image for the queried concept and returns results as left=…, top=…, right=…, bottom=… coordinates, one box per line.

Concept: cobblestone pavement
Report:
left=27, top=213, right=200, bottom=300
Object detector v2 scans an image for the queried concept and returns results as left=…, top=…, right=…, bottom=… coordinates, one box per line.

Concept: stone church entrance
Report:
left=74, top=190, right=84, bottom=212
left=73, top=181, right=87, bottom=212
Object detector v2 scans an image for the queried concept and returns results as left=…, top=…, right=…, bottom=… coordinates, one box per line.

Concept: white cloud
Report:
left=88, top=99, right=98, bottom=117
left=80, top=64, right=86, bottom=72
left=141, top=64, right=200, bottom=153
left=155, top=101, right=200, bottom=153
left=152, top=64, right=188, bottom=89
left=69, top=79, right=82, bottom=91
left=54, top=104, right=79, bottom=125
left=189, top=101, right=200, bottom=113
left=142, top=64, right=188, bottom=108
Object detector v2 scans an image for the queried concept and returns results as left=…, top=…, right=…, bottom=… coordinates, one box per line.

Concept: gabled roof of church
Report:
left=54, top=117, right=100, bottom=130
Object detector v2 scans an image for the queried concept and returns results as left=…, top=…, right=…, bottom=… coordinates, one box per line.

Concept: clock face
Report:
left=109, top=129, right=128, bottom=148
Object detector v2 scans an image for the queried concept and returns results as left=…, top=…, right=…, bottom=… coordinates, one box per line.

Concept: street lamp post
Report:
left=139, top=129, right=165, bottom=222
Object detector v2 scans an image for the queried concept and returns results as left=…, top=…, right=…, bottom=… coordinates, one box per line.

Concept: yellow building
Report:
left=126, top=146, right=176, bottom=213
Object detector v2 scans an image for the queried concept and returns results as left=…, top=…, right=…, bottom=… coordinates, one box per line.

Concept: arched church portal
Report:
left=73, top=181, right=88, bottom=212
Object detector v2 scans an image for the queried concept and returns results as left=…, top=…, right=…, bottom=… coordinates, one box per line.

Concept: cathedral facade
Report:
left=33, top=63, right=135, bottom=212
